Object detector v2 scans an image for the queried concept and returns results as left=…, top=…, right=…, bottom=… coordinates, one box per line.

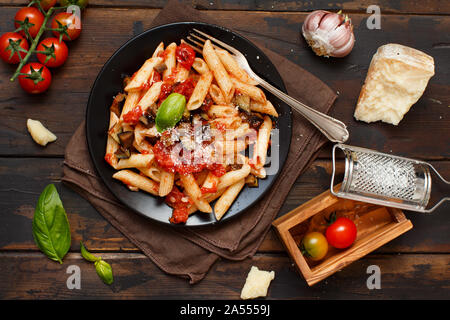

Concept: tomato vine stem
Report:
left=9, top=5, right=69, bottom=82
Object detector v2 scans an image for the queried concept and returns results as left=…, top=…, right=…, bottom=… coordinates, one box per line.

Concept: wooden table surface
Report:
left=0, top=0, right=449, bottom=300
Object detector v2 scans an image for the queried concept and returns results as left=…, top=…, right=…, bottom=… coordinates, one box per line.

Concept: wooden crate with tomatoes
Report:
left=272, top=185, right=413, bottom=286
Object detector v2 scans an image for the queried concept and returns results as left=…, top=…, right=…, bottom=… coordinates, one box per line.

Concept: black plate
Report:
left=86, top=22, right=292, bottom=226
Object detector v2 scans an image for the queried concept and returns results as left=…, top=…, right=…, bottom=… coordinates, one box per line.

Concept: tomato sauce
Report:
left=201, top=185, right=218, bottom=194
left=140, top=71, right=161, bottom=92
left=153, top=135, right=226, bottom=177
left=173, top=78, right=196, bottom=100
left=122, top=105, right=143, bottom=124
left=208, top=163, right=226, bottom=177
left=176, top=43, right=196, bottom=69
left=166, top=186, right=191, bottom=224
left=104, top=153, right=114, bottom=166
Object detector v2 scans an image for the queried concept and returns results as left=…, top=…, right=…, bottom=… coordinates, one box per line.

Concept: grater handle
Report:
left=330, top=144, right=341, bottom=196
left=423, top=163, right=450, bottom=213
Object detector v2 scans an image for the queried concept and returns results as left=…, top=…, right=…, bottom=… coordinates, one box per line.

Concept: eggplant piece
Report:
left=148, top=103, right=158, bottom=117
left=247, top=114, right=264, bottom=129
left=109, top=123, right=122, bottom=144
left=245, top=174, right=258, bottom=187
left=115, top=148, right=131, bottom=159
left=139, top=113, right=155, bottom=128
left=233, top=93, right=251, bottom=113
left=241, top=111, right=264, bottom=130
left=118, top=131, right=134, bottom=149
left=154, top=61, right=167, bottom=74
left=145, top=136, right=159, bottom=145
left=110, top=93, right=126, bottom=117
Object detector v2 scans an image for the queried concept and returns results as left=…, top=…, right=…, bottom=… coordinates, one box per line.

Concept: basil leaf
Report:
left=155, top=93, right=186, bottom=132
left=32, top=184, right=71, bottom=264
left=80, top=241, right=101, bottom=262
left=95, top=259, right=114, bottom=285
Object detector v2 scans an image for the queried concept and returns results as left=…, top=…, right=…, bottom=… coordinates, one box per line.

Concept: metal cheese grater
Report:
left=330, top=144, right=450, bottom=213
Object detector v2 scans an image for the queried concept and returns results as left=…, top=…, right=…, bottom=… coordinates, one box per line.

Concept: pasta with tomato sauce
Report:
left=105, top=40, right=278, bottom=223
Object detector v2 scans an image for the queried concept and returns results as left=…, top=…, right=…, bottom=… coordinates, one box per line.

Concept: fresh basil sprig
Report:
left=80, top=241, right=114, bottom=285
left=32, top=184, right=71, bottom=264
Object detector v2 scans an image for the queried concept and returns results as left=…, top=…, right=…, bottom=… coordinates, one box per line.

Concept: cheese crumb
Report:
left=26, top=119, right=57, bottom=146
left=240, top=266, right=275, bottom=300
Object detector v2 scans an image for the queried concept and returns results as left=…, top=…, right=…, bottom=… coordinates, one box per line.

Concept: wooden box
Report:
left=272, top=186, right=413, bottom=286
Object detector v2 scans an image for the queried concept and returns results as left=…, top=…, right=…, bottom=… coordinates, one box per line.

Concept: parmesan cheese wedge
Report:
left=354, top=43, right=435, bottom=125
left=240, top=266, right=275, bottom=300
left=27, top=119, right=57, bottom=146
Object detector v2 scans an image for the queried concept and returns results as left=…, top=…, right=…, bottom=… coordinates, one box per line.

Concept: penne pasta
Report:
left=211, top=116, right=242, bottom=131
left=138, top=165, right=161, bottom=182
left=180, top=174, right=212, bottom=213
left=120, top=91, right=140, bottom=120
left=138, top=81, right=163, bottom=111
left=192, top=57, right=209, bottom=74
left=113, top=170, right=159, bottom=196
left=207, top=104, right=239, bottom=118
left=163, top=42, right=177, bottom=80
left=217, top=163, right=251, bottom=190
left=215, top=48, right=259, bottom=85
left=253, top=116, right=272, bottom=169
left=203, top=40, right=234, bottom=102
left=175, top=65, right=190, bottom=82
left=187, top=71, right=213, bottom=110
left=209, top=84, right=226, bottom=105
left=116, top=153, right=154, bottom=169
left=152, top=42, right=164, bottom=58
left=214, top=179, right=246, bottom=220
left=250, top=100, right=279, bottom=117
left=251, top=166, right=266, bottom=179
left=188, top=187, right=226, bottom=215
left=231, top=77, right=266, bottom=104
left=201, top=171, right=220, bottom=195
left=104, top=136, right=119, bottom=169
left=125, top=57, right=163, bottom=92
left=159, top=170, right=175, bottom=197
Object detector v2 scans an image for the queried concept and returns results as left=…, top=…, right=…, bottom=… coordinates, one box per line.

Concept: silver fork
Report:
left=185, top=28, right=349, bottom=143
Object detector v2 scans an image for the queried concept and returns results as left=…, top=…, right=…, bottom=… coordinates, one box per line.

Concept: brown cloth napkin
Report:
left=62, top=0, right=337, bottom=284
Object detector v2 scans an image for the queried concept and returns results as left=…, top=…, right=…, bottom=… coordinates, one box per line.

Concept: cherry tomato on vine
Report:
left=36, top=37, right=68, bottom=67
left=18, top=62, right=52, bottom=94
left=0, top=32, right=29, bottom=64
left=51, top=12, right=82, bottom=41
left=300, top=232, right=328, bottom=261
left=14, top=7, right=45, bottom=39
left=59, top=0, right=89, bottom=10
left=175, top=43, right=196, bottom=69
left=325, top=216, right=357, bottom=249
left=32, top=0, right=58, bottom=11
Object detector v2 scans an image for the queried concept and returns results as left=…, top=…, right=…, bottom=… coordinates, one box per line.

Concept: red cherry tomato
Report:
left=18, top=62, right=52, bottom=94
left=175, top=43, right=195, bottom=69
left=325, top=216, right=357, bottom=249
left=36, top=37, right=69, bottom=67
left=51, top=12, right=82, bottom=41
left=0, top=32, right=29, bottom=64
left=33, top=0, right=58, bottom=11
left=173, top=78, right=196, bottom=99
left=14, top=7, right=45, bottom=38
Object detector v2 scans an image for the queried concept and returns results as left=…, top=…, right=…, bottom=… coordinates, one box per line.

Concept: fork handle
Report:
left=257, top=77, right=349, bottom=143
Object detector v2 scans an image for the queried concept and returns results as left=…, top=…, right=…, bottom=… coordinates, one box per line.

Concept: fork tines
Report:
left=184, top=28, right=237, bottom=56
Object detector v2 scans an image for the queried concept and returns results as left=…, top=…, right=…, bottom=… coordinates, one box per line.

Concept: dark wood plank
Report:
left=0, top=252, right=448, bottom=299
left=0, top=9, right=448, bottom=158
left=1, top=0, right=449, bottom=14
left=2, top=157, right=449, bottom=253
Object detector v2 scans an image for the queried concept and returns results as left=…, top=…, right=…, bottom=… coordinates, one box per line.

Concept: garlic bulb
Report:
left=302, top=10, right=355, bottom=58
